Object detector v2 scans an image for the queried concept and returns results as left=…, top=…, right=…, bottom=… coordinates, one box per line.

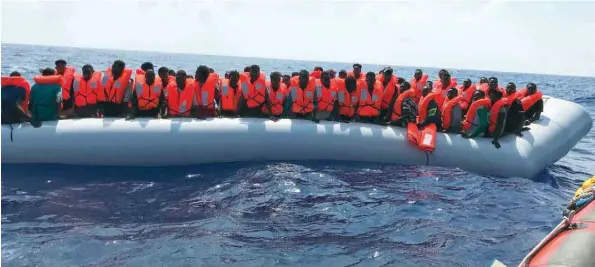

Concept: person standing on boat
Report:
left=54, top=59, right=76, bottom=116
left=263, top=71, right=289, bottom=121
left=219, top=70, right=242, bottom=118
left=237, top=65, right=266, bottom=118
left=30, top=68, right=63, bottom=124
left=194, top=65, right=220, bottom=119
left=312, top=71, right=338, bottom=121
left=126, top=69, right=166, bottom=120
left=1, top=71, right=36, bottom=126
left=165, top=70, right=195, bottom=118
left=72, top=65, right=102, bottom=118
left=288, top=69, right=318, bottom=122
left=97, top=60, right=133, bottom=117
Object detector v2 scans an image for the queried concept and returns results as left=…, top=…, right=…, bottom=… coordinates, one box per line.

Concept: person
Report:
left=140, top=62, right=154, bottom=72
left=244, top=66, right=252, bottom=74
left=313, top=71, right=338, bottom=121
left=335, top=75, right=358, bottom=122
left=282, top=74, right=291, bottom=88
left=54, top=59, right=76, bottom=114
left=311, top=66, right=323, bottom=79
left=328, top=69, right=337, bottom=79
left=134, top=62, right=154, bottom=86
left=440, top=88, right=463, bottom=133
left=386, top=81, right=417, bottom=127
left=126, top=69, right=165, bottom=120
left=377, top=67, right=398, bottom=119
left=1, top=71, right=35, bottom=126
left=97, top=60, right=133, bottom=117
left=289, top=69, right=317, bottom=122
left=193, top=65, right=220, bottom=119
left=338, top=70, right=347, bottom=79
left=503, top=82, right=527, bottom=137
left=504, top=82, right=518, bottom=101
left=461, top=90, right=491, bottom=139
left=218, top=70, right=241, bottom=117
left=477, top=77, right=489, bottom=94
left=457, top=78, right=476, bottom=111
left=30, top=68, right=63, bottom=123
left=417, top=85, right=442, bottom=130
left=72, top=65, right=102, bottom=117
left=433, top=71, right=457, bottom=99
left=158, top=67, right=171, bottom=88
left=165, top=70, right=195, bottom=118
left=356, top=72, right=383, bottom=123
left=518, top=83, right=543, bottom=124
left=291, top=72, right=299, bottom=77
left=486, top=89, right=508, bottom=149
left=168, top=69, right=176, bottom=77
left=263, top=71, right=289, bottom=121
left=410, top=69, right=428, bottom=103
left=348, top=63, right=364, bottom=81
left=236, top=65, right=266, bottom=117
left=486, top=77, right=505, bottom=95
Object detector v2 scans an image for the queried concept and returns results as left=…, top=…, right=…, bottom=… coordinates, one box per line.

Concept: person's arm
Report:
left=282, top=93, right=292, bottom=118
left=311, top=89, right=319, bottom=122
left=157, top=90, right=166, bottom=118
left=265, top=89, right=273, bottom=118
left=126, top=89, right=138, bottom=120
left=469, top=108, right=489, bottom=138
left=491, top=109, right=507, bottom=148
left=330, top=99, right=340, bottom=121
left=385, top=92, right=399, bottom=122
left=528, top=99, right=543, bottom=123
left=417, top=101, right=438, bottom=128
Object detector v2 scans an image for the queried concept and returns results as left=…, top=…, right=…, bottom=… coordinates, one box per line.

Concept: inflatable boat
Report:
left=1, top=96, right=591, bottom=178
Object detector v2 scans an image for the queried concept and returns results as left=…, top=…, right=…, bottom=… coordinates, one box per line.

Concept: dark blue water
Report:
left=2, top=43, right=594, bottom=267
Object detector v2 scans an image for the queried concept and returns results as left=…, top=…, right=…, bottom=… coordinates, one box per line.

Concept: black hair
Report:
left=168, top=69, right=176, bottom=76
left=250, top=65, right=260, bottom=72
left=313, top=66, right=324, bottom=71
left=176, top=70, right=187, bottom=77
left=82, top=64, right=93, bottom=72
left=158, top=66, right=169, bottom=74
left=244, top=66, right=251, bottom=72
left=196, top=65, right=210, bottom=74
left=41, top=67, right=56, bottom=76
left=479, top=77, right=488, bottom=83
left=415, top=69, right=422, bottom=74
left=9, top=71, right=21, bottom=77
left=339, top=70, right=347, bottom=75
left=366, top=71, right=375, bottom=78
left=463, top=78, right=472, bottom=84
left=353, top=63, right=362, bottom=69
left=141, top=62, right=154, bottom=71
left=299, top=69, right=309, bottom=76
left=55, top=59, right=67, bottom=65
left=113, top=60, right=126, bottom=69
left=270, top=71, right=282, bottom=79
left=228, top=70, right=240, bottom=78
left=291, top=72, right=299, bottom=77
left=506, top=82, right=516, bottom=89
left=401, top=81, right=411, bottom=90
left=397, top=77, right=406, bottom=84
left=384, top=67, right=393, bottom=75
left=208, top=67, right=214, bottom=73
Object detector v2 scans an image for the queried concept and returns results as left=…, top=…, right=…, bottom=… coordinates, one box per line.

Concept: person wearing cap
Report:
left=30, top=68, right=63, bottom=124
left=54, top=59, right=76, bottom=116
left=348, top=63, right=364, bottom=81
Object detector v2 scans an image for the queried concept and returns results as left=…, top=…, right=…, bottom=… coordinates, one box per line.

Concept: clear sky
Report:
left=2, top=0, right=594, bottom=77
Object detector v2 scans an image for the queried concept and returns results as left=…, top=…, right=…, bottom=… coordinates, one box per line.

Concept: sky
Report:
left=2, top=0, right=595, bottom=77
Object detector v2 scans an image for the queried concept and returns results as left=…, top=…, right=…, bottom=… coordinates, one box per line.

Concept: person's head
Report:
left=228, top=70, right=240, bottom=84
left=168, top=69, right=176, bottom=77
left=250, top=65, right=260, bottom=79
left=488, top=77, right=499, bottom=89
left=195, top=65, right=210, bottom=82
left=479, top=77, right=488, bottom=84
left=397, top=77, right=406, bottom=84
left=321, top=71, right=331, bottom=84
left=505, top=82, right=517, bottom=95
left=291, top=72, right=299, bottom=77
left=447, top=88, right=458, bottom=100
left=422, top=86, right=432, bottom=97
left=41, top=67, right=55, bottom=76
left=175, top=70, right=187, bottom=86
left=158, top=67, right=169, bottom=81
left=9, top=71, right=21, bottom=77
left=489, top=88, right=503, bottom=103
left=526, top=83, right=537, bottom=95
left=224, top=71, right=230, bottom=79
left=426, top=81, right=433, bottom=88
left=145, top=69, right=156, bottom=85
left=270, top=71, right=282, bottom=86
left=313, top=66, right=323, bottom=72
left=141, top=62, right=154, bottom=72
left=441, top=71, right=451, bottom=84
left=208, top=67, right=214, bottom=74
left=353, top=63, right=362, bottom=76
left=414, top=69, right=423, bottom=80
left=328, top=69, right=336, bottom=79
left=112, top=60, right=126, bottom=76
left=187, top=74, right=193, bottom=79
left=383, top=67, right=393, bottom=78
left=55, top=59, right=67, bottom=75
left=400, top=81, right=411, bottom=93
left=282, top=75, right=291, bottom=86
left=366, top=71, right=376, bottom=85
left=82, top=64, right=94, bottom=80
left=463, top=78, right=472, bottom=89
left=438, top=69, right=448, bottom=79
left=338, top=70, right=347, bottom=79
left=299, top=69, right=309, bottom=82
left=244, top=66, right=251, bottom=73
left=345, top=76, right=357, bottom=92
left=472, top=90, right=485, bottom=102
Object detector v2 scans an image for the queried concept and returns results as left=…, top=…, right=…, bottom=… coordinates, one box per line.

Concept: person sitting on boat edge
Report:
left=357, top=72, right=384, bottom=123
left=289, top=69, right=319, bottom=123
left=503, top=82, right=528, bottom=137
left=164, top=70, right=195, bottom=118
left=378, top=67, right=398, bottom=120
left=72, top=65, right=102, bottom=118
left=312, top=70, right=339, bottom=122
left=461, top=90, right=490, bottom=139
left=158, top=67, right=171, bottom=89
left=520, top=82, right=543, bottom=124
left=440, top=88, right=463, bottom=133
left=1, top=71, right=36, bottom=126
left=335, top=75, right=357, bottom=123
left=98, top=60, right=133, bottom=117
left=218, top=70, right=241, bottom=118
left=410, top=69, right=428, bottom=103
left=385, top=81, right=418, bottom=127
left=167, top=69, right=176, bottom=77
left=237, top=64, right=266, bottom=118
left=338, top=70, right=347, bottom=79
left=54, top=59, right=76, bottom=116
left=194, top=65, right=220, bottom=119
left=417, top=85, right=442, bottom=130
left=30, top=68, right=63, bottom=124
left=126, top=69, right=166, bottom=120
left=348, top=63, right=364, bottom=81
left=486, top=89, right=508, bottom=149
left=262, top=71, right=289, bottom=121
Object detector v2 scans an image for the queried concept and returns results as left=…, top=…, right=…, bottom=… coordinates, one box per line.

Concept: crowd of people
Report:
left=1, top=59, right=543, bottom=150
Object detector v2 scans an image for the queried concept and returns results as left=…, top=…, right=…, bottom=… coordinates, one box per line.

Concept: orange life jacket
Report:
left=73, top=72, right=102, bottom=108
left=478, top=83, right=505, bottom=96
left=98, top=68, right=132, bottom=104
left=57, top=66, right=75, bottom=101
left=391, top=89, right=415, bottom=121
left=357, top=81, right=383, bottom=117
left=220, top=78, right=241, bottom=112
left=1, top=76, right=31, bottom=112
left=457, top=85, right=476, bottom=110
left=195, top=73, right=218, bottom=110
left=517, top=88, right=543, bottom=111
left=505, top=91, right=520, bottom=104
left=417, top=92, right=442, bottom=124
left=441, top=96, right=463, bottom=130
left=290, top=76, right=316, bottom=114
left=334, top=78, right=357, bottom=117
left=310, top=70, right=322, bottom=79
left=34, top=75, right=63, bottom=85
left=410, top=74, right=428, bottom=103
left=134, top=69, right=146, bottom=85
left=262, top=82, right=288, bottom=116
left=488, top=98, right=509, bottom=133
left=315, top=79, right=336, bottom=113
left=240, top=73, right=266, bottom=109
left=462, top=98, right=491, bottom=131
left=378, top=74, right=398, bottom=110
left=347, top=71, right=365, bottom=81
left=433, top=78, right=458, bottom=98
left=166, top=78, right=195, bottom=116
left=134, top=77, right=163, bottom=110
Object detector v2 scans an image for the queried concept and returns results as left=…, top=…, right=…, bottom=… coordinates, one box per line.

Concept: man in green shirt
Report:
left=462, top=91, right=489, bottom=138
left=30, top=68, right=62, bottom=125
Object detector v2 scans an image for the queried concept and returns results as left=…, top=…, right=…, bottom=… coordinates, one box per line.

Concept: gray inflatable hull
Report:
left=1, top=96, right=591, bottom=178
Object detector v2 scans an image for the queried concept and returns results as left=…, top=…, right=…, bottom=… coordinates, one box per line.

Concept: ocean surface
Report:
left=1, top=43, right=594, bottom=267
